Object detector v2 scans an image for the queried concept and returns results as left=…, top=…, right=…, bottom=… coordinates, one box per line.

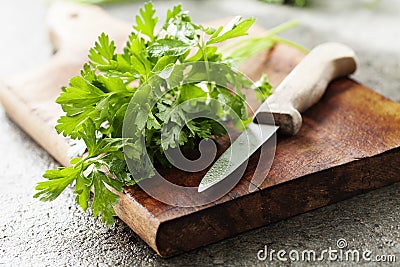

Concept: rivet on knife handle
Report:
left=254, top=42, right=357, bottom=135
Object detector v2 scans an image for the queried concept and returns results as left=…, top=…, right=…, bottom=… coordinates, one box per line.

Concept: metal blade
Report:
left=198, top=123, right=278, bottom=192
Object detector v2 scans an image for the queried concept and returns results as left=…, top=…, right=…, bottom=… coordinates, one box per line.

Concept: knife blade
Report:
left=198, top=42, right=357, bottom=192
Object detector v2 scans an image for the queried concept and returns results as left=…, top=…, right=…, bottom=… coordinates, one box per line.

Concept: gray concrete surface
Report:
left=0, top=0, right=399, bottom=266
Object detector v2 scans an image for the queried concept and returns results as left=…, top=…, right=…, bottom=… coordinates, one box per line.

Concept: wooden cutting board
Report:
left=1, top=2, right=400, bottom=258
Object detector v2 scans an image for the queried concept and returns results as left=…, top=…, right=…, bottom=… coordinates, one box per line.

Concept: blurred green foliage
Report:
left=259, top=0, right=382, bottom=8
left=66, top=0, right=382, bottom=8
left=72, top=0, right=132, bottom=3
left=259, top=0, right=307, bottom=7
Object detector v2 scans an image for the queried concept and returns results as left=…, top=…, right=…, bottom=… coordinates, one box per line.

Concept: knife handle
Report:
left=254, top=42, right=357, bottom=135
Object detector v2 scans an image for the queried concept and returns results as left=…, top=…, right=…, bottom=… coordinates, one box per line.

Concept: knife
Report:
left=198, top=42, right=357, bottom=192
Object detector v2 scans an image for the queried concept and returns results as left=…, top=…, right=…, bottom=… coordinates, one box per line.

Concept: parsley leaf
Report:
left=134, top=2, right=158, bottom=41
left=207, top=16, right=256, bottom=45
left=89, top=33, right=116, bottom=65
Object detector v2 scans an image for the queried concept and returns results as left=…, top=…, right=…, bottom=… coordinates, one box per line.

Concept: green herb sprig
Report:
left=35, top=2, right=301, bottom=225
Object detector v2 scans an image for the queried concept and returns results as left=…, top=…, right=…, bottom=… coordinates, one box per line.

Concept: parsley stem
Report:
left=220, top=20, right=302, bottom=58
left=200, top=32, right=211, bottom=83
left=264, top=20, right=300, bottom=36
left=270, top=36, right=309, bottom=53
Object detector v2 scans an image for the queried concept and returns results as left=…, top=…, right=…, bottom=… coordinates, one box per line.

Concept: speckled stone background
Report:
left=0, top=0, right=399, bottom=266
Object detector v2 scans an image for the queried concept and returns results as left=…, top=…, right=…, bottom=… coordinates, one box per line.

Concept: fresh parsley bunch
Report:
left=35, top=2, right=300, bottom=225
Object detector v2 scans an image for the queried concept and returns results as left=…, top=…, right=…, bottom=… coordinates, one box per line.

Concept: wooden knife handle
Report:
left=254, top=42, right=357, bottom=135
